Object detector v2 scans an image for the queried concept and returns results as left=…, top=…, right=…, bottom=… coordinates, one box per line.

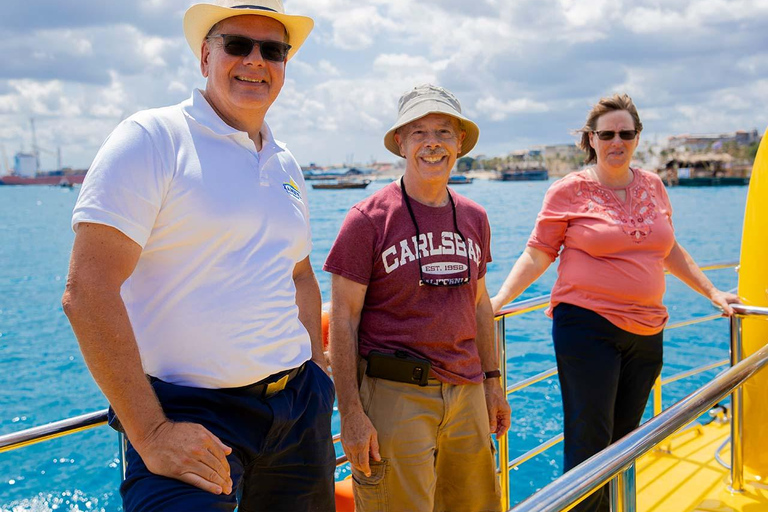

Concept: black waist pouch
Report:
left=365, top=350, right=431, bottom=386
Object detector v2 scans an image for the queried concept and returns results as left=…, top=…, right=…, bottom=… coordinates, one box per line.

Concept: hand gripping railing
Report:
left=507, top=304, right=768, bottom=512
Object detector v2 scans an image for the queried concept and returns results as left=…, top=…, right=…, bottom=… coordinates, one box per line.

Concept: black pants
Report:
left=553, top=303, right=663, bottom=512
left=117, top=361, right=337, bottom=512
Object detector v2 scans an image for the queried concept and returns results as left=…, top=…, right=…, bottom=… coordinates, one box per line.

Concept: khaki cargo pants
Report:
left=352, top=360, right=501, bottom=512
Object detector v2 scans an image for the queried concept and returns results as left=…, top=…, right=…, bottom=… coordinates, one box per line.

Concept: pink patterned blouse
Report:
left=527, top=168, right=676, bottom=335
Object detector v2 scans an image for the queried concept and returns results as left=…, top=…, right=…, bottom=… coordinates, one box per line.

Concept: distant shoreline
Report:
left=368, top=168, right=579, bottom=182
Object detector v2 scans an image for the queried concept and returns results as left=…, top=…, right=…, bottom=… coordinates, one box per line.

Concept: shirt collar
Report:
left=182, top=89, right=287, bottom=154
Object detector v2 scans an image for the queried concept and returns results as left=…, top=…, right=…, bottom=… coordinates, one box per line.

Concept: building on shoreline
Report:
left=668, top=130, right=760, bottom=152
left=297, top=128, right=760, bottom=184
left=659, top=152, right=752, bottom=186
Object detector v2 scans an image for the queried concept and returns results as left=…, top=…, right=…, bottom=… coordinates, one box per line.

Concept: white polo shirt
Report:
left=73, top=89, right=313, bottom=388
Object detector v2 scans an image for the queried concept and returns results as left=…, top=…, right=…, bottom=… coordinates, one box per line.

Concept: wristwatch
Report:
left=483, top=370, right=502, bottom=380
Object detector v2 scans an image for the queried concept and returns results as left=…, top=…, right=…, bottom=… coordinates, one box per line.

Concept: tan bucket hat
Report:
left=384, top=84, right=480, bottom=158
left=183, top=0, right=314, bottom=61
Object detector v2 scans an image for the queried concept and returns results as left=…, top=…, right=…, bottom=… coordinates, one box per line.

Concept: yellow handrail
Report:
left=494, top=261, right=738, bottom=506
left=0, top=260, right=741, bottom=509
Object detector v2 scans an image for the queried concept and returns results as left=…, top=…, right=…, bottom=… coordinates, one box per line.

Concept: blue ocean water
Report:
left=0, top=180, right=747, bottom=511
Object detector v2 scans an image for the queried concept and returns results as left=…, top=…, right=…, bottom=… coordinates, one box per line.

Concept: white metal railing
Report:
left=491, top=260, right=741, bottom=510
left=0, top=261, right=747, bottom=512
left=506, top=304, right=768, bottom=512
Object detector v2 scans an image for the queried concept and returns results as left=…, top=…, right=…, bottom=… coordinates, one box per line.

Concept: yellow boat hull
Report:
left=738, top=127, right=768, bottom=479
left=636, top=129, right=768, bottom=511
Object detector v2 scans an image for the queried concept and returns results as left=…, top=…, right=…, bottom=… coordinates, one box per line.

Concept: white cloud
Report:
left=168, top=80, right=189, bottom=95
left=331, top=6, right=400, bottom=50
left=139, top=36, right=172, bottom=67
left=372, top=53, right=447, bottom=75
left=287, top=58, right=316, bottom=77
left=626, top=0, right=768, bottom=34
left=625, top=7, right=688, bottom=34
left=475, top=96, right=550, bottom=121
left=560, top=0, right=619, bottom=27
left=6, top=80, right=81, bottom=117
left=70, top=34, right=94, bottom=56
left=318, top=59, right=341, bottom=76
left=265, top=54, right=444, bottom=164
left=736, top=54, right=768, bottom=75
left=1, top=0, right=768, bottom=168
left=288, top=57, right=342, bottom=78
left=688, top=0, right=768, bottom=23
left=88, top=71, right=129, bottom=119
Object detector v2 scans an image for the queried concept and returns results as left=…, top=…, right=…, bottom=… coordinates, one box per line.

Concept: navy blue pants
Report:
left=553, top=303, right=663, bottom=512
left=117, top=361, right=336, bottom=512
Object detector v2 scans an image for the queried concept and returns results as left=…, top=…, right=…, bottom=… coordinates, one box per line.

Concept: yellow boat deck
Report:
left=637, top=420, right=768, bottom=511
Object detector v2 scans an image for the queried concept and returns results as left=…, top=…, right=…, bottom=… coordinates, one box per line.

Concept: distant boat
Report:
left=661, top=153, right=751, bottom=187
left=0, top=120, right=86, bottom=186
left=498, top=168, right=549, bottom=181
left=0, top=172, right=85, bottom=186
left=303, top=166, right=373, bottom=181
left=312, top=179, right=371, bottom=190
left=448, top=175, right=473, bottom=185
left=676, top=176, right=750, bottom=186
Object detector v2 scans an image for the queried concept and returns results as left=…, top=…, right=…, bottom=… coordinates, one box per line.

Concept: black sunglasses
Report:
left=400, top=178, right=471, bottom=288
left=208, top=34, right=291, bottom=62
left=593, top=130, right=638, bottom=141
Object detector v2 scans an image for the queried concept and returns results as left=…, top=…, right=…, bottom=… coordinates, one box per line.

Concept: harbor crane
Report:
left=30, top=118, right=62, bottom=171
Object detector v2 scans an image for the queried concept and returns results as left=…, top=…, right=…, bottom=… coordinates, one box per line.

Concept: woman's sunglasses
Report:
left=593, top=130, right=638, bottom=141
left=208, top=34, right=291, bottom=62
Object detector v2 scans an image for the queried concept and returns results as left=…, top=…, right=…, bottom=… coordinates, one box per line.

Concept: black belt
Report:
left=235, top=363, right=305, bottom=398
left=147, top=363, right=305, bottom=398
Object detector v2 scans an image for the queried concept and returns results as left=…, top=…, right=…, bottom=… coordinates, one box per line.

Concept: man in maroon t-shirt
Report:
left=325, top=84, right=511, bottom=512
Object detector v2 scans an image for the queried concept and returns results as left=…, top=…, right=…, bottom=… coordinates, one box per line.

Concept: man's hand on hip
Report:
left=340, top=409, right=381, bottom=477
left=132, top=420, right=234, bottom=495
left=483, top=379, right=511, bottom=438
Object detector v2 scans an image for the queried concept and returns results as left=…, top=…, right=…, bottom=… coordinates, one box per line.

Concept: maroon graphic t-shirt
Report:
left=324, top=181, right=492, bottom=384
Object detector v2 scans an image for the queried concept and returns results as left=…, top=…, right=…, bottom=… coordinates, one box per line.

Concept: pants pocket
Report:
left=352, top=458, right=389, bottom=512
left=309, top=360, right=336, bottom=412
left=359, top=373, right=380, bottom=416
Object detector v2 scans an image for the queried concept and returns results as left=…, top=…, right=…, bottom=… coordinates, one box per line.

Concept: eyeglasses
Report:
left=208, top=34, right=291, bottom=62
left=400, top=177, right=471, bottom=287
left=593, top=130, right=638, bottom=141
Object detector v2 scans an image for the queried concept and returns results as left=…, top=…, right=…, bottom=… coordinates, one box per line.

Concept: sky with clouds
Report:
left=1, top=0, right=767, bottom=171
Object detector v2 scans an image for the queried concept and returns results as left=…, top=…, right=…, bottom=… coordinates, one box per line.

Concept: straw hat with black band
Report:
left=384, top=84, right=480, bottom=158
left=183, top=0, right=314, bottom=61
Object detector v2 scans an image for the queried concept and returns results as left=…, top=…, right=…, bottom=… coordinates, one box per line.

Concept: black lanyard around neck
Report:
left=399, top=177, right=471, bottom=287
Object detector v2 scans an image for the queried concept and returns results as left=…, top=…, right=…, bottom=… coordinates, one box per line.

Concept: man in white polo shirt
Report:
left=62, top=2, right=335, bottom=511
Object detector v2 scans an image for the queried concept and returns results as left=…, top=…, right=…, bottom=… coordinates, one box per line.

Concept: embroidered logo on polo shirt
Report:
left=283, top=177, right=302, bottom=201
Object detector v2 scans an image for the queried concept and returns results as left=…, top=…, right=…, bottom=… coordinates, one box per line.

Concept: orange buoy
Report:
left=321, top=302, right=331, bottom=350
left=334, top=477, right=355, bottom=512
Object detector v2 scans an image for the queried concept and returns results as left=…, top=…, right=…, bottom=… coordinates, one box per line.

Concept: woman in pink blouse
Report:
left=490, top=94, right=740, bottom=512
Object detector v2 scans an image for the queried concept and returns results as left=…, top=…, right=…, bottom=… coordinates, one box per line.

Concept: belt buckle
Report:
left=265, top=373, right=290, bottom=397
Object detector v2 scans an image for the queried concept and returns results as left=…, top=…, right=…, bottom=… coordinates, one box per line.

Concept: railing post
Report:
left=609, top=462, right=636, bottom=512
left=729, top=315, right=744, bottom=493
left=495, top=315, right=510, bottom=512
left=652, top=375, right=662, bottom=416
left=119, top=432, right=128, bottom=481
